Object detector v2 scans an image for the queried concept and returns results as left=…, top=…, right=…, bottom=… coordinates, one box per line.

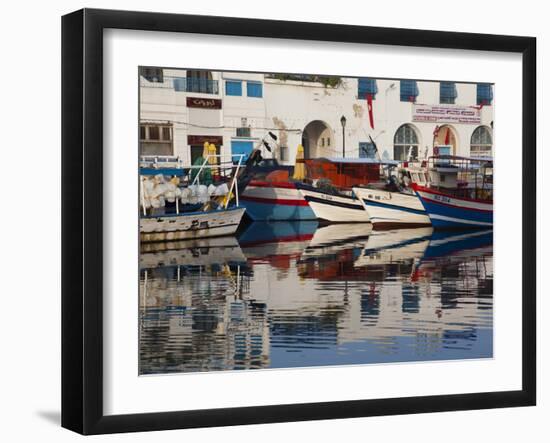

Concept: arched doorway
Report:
left=435, top=124, right=458, bottom=155
left=302, top=120, right=333, bottom=159
left=470, top=126, right=493, bottom=157
left=394, top=124, right=420, bottom=161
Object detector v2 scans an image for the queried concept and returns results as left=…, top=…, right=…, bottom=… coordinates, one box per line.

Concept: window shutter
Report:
left=477, top=84, right=493, bottom=105
left=440, top=82, right=457, bottom=103
left=246, top=82, right=263, bottom=98
left=358, top=78, right=378, bottom=98
left=226, top=81, right=242, bottom=96
left=400, top=80, right=419, bottom=102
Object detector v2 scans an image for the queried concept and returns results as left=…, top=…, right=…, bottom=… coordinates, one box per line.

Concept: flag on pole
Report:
left=476, top=99, right=487, bottom=110
left=444, top=128, right=451, bottom=145
left=366, top=93, right=374, bottom=129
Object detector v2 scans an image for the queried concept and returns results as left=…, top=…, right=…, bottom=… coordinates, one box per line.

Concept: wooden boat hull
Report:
left=414, top=186, right=493, bottom=228
left=240, top=181, right=316, bottom=221
left=140, top=207, right=245, bottom=242
left=353, top=187, right=431, bottom=228
left=297, top=185, right=371, bottom=223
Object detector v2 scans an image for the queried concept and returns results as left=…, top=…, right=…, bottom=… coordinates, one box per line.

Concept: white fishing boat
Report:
left=341, top=140, right=430, bottom=228
left=140, top=153, right=246, bottom=243
left=140, top=206, right=246, bottom=243
left=352, top=186, right=431, bottom=228
left=296, top=183, right=371, bottom=223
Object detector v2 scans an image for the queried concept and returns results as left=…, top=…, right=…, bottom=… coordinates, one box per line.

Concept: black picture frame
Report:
left=62, top=8, right=537, bottom=435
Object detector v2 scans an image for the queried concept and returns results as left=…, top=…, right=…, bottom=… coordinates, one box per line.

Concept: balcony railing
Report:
left=140, top=75, right=219, bottom=94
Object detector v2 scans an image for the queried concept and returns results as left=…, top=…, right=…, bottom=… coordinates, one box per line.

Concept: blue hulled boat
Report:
left=413, top=155, right=493, bottom=229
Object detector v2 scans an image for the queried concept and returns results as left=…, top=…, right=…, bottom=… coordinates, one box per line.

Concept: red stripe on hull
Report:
left=240, top=195, right=310, bottom=207
left=414, top=185, right=493, bottom=205
left=418, top=194, right=492, bottom=213
left=248, top=180, right=298, bottom=189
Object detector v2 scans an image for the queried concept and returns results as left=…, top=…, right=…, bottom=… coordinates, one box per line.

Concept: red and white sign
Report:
left=412, top=104, right=481, bottom=124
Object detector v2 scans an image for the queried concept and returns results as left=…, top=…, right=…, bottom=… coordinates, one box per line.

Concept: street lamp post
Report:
left=340, top=115, right=347, bottom=158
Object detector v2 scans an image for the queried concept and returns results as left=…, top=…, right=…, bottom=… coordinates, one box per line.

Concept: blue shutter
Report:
left=358, top=78, right=378, bottom=98
left=246, top=82, right=263, bottom=98
left=400, top=80, right=419, bottom=102
left=440, top=82, right=457, bottom=104
left=231, top=141, right=254, bottom=163
left=477, top=84, right=493, bottom=105
left=226, top=81, right=242, bottom=96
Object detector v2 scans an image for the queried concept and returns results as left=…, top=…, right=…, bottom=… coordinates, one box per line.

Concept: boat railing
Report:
left=140, top=155, right=184, bottom=169
left=140, top=154, right=245, bottom=216
left=426, top=155, right=493, bottom=201
left=189, top=154, right=244, bottom=209
left=428, top=155, right=493, bottom=170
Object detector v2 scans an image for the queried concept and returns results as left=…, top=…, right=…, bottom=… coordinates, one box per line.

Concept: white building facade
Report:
left=139, top=67, right=494, bottom=165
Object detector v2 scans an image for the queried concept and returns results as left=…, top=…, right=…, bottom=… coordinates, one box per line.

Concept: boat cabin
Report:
left=304, top=157, right=392, bottom=189
left=400, top=161, right=430, bottom=188
left=424, top=155, right=493, bottom=201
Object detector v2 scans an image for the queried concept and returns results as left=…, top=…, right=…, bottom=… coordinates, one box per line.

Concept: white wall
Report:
left=143, top=72, right=493, bottom=164
left=0, top=1, right=545, bottom=443
left=249, top=77, right=493, bottom=162
left=221, top=72, right=267, bottom=160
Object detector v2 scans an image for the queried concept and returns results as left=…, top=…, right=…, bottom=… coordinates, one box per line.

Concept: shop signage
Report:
left=412, top=104, right=481, bottom=124
left=187, top=135, right=223, bottom=146
left=186, top=97, right=222, bottom=109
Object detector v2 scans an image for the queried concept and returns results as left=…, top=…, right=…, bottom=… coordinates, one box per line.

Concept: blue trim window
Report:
left=440, top=82, right=457, bottom=104
left=400, top=80, right=419, bottom=102
left=226, top=80, right=242, bottom=96
left=247, top=82, right=263, bottom=98
left=477, top=83, right=493, bottom=106
left=358, top=78, right=378, bottom=99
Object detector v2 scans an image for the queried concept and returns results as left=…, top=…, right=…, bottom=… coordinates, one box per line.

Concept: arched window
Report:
left=470, top=126, right=493, bottom=157
left=394, top=124, right=419, bottom=161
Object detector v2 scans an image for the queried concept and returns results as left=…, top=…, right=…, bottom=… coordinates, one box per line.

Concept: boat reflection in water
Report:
left=139, top=224, right=493, bottom=375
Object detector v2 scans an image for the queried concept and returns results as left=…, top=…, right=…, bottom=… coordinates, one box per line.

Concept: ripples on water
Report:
left=139, top=223, right=493, bottom=375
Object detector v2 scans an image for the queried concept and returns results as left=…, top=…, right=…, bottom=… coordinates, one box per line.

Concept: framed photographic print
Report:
left=61, top=8, right=536, bottom=435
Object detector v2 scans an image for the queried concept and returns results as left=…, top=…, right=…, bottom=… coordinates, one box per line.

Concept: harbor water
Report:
left=139, top=223, right=493, bottom=375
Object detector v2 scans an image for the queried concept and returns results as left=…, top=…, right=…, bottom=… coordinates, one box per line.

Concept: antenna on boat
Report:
left=368, top=135, right=383, bottom=162
left=260, top=130, right=280, bottom=156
